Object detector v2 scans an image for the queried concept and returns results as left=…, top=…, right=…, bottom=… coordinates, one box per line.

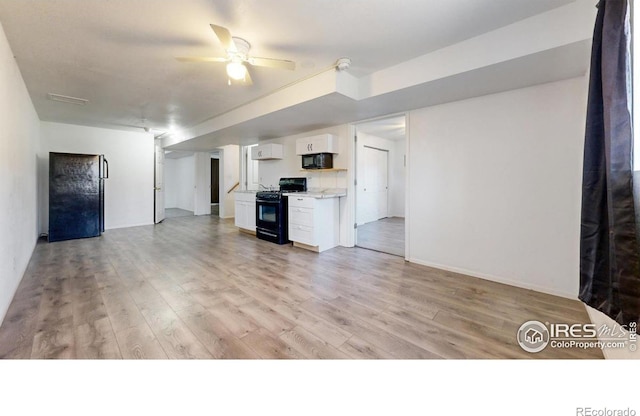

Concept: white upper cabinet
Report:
left=296, top=134, right=338, bottom=155
left=251, top=143, right=283, bottom=160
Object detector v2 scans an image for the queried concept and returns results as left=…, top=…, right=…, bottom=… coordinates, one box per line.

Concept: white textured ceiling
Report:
left=0, top=0, right=574, bottom=136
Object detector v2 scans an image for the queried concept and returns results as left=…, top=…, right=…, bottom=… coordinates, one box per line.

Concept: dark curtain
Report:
left=580, top=0, right=640, bottom=326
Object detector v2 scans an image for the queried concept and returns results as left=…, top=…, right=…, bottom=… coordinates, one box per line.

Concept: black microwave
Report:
left=302, top=153, right=333, bottom=169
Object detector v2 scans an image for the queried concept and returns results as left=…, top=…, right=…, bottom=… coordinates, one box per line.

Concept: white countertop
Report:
left=234, top=190, right=258, bottom=194
left=283, top=188, right=347, bottom=199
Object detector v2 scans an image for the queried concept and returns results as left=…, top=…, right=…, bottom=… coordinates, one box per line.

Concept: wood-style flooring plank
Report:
left=72, top=288, right=110, bottom=328
left=208, top=301, right=260, bottom=339
left=176, top=305, right=260, bottom=359
left=272, top=300, right=352, bottom=348
left=300, top=298, right=442, bottom=359
left=75, top=317, right=122, bottom=359
left=279, top=326, right=350, bottom=359
left=114, top=325, right=168, bottom=359
left=237, top=301, right=296, bottom=336
left=31, top=322, right=75, bottom=359
left=339, top=335, right=394, bottom=359
left=139, top=305, right=212, bottom=359
left=242, top=328, right=305, bottom=359
left=100, top=289, right=148, bottom=334
left=0, top=295, right=41, bottom=358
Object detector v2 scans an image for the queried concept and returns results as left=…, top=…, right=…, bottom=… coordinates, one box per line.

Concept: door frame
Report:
left=154, top=138, right=165, bottom=224
left=350, top=113, right=409, bottom=259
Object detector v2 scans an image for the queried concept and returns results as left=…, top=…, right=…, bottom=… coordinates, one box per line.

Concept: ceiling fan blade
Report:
left=210, top=24, right=236, bottom=52
left=247, top=56, right=296, bottom=70
left=176, top=56, right=228, bottom=63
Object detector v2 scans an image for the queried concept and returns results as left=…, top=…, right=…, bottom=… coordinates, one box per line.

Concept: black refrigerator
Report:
left=48, top=152, right=109, bottom=242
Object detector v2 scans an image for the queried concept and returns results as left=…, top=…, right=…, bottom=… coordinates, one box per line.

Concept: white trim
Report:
left=407, top=257, right=579, bottom=300
left=105, top=222, right=154, bottom=230
left=404, top=113, right=410, bottom=261
left=344, top=124, right=357, bottom=248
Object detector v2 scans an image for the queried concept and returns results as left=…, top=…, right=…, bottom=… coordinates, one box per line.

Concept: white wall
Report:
left=39, top=122, right=154, bottom=231
left=391, top=138, right=406, bottom=217
left=408, top=77, right=587, bottom=298
left=0, top=22, right=40, bottom=324
left=176, top=155, right=195, bottom=212
left=635, top=2, right=640, bottom=170
left=219, top=145, right=239, bottom=219
left=194, top=152, right=212, bottom=216
left=164, top=158, right=178, bottom=208
left=164, top=155, right=195, bottom=212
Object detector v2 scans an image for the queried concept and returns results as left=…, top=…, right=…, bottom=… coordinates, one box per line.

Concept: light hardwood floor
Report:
left=0, top=214, right=602, bottom=359
left=357, top=217, right=405, bottom=257
left=165, top=208, right=193, bottom=218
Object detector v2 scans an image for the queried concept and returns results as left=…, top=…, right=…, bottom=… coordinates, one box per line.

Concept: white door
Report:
left=154, top=139, right=165, bottom=223
left=359, top=146, right=388, bottom=224
left=376, top=148, right=389, bottom=219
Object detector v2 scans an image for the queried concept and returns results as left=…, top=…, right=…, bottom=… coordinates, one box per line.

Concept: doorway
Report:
left=354, top=115, right=406, bottom=257
left=211, top=158, right=220, bottom=203
left=211, top=157, right=220, bottom=216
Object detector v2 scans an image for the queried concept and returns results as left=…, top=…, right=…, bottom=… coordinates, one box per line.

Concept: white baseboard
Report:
left=105, top=221, right=154, bottom=230
left=407, top=257, right=578, bottom=300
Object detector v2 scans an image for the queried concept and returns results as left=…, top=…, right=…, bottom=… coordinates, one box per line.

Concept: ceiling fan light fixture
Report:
left=226, top=61, right=247, bottom=80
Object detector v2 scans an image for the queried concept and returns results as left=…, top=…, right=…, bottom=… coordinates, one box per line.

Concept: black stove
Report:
left=255, top=190, right=282, bottom=200
left=255, top=177, right=307, bottom=244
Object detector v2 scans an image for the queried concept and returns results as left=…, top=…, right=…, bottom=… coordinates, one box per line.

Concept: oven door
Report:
left=255, top=197, right=288, bottom=244
left=256, top=199, right=281, bottom=231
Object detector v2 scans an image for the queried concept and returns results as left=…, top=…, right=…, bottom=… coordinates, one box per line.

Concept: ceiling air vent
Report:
left=47, top=93, right=88, bottom=105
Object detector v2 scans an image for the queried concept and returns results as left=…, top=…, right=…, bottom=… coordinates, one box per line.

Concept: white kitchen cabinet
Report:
left=295, top=134, right=338, bottom=155
left=251, top=143, right=283, bottom=160
left=288, top=195, right=339, bottom=252
left=234, top=192, right=256, bottom=232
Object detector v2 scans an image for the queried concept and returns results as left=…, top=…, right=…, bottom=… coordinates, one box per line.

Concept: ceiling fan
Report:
left=176, top=24, right=296, bottom=85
